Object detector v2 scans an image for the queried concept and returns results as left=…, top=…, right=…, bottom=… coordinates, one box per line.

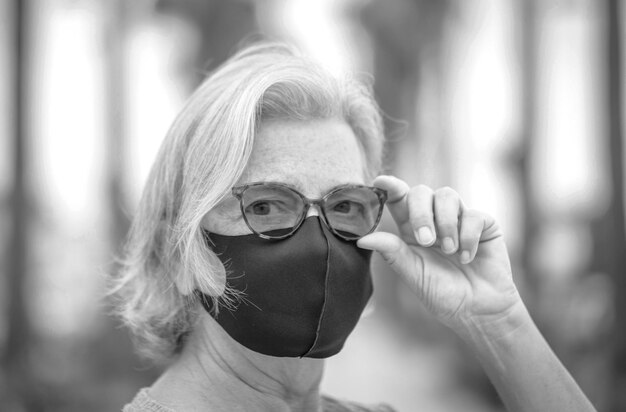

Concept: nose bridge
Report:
left=305, top=199, right=323, bottom=217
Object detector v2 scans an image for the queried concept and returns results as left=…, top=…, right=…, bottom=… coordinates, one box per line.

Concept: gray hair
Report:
left=110, top=42, right=385, bottom=363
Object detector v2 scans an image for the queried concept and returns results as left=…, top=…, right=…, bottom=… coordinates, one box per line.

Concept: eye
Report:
left=250, top=201, right=271, bottom=215
left=333, top=201, right=353, bottom=214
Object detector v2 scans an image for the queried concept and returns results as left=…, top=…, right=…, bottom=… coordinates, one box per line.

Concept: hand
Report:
left=358, top=175, right=521, bottom=332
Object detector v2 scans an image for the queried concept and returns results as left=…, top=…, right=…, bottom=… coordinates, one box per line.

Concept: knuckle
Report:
left=407, top=188, right=434, bottom=222
left=434, top=189, right=460, bottom=208
left=480, top=211, right=494, bottom=222
left=409, top=184, right=433, bottom=199
left=381, top=251, right=397, bottom=266
left=459, top=230, right=480, bottom=245
left=409, top=213, right=433, bottom=229
left=463, top=208, right=481, bottom=218
left=382, top=237, right=403, bottom=265
left=435, top=207, right=460, bottom=224
left=436, top=186, right=457, bottom=198
left=460, top=211, right=481, bottom=227
left=463, top=209, right=491, bottom=226
left=437, top=220, right=459, bottom=235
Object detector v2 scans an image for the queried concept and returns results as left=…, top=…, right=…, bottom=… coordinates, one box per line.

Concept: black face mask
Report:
left=197, top=216, right=373, bottom=358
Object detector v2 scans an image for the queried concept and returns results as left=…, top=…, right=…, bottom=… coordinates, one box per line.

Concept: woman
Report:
left=114, top=42, right=596, bottom=412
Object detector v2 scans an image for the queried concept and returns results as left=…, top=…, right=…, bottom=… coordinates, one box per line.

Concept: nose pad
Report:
left=305, top=205, right=321, bottom=218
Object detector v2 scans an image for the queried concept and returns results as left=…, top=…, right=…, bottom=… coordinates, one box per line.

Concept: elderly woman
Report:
left=115, top=43, right=595, bottom=412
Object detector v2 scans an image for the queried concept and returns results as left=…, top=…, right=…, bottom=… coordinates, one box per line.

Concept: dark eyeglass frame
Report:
left=232, top=182, right=388, bottom=241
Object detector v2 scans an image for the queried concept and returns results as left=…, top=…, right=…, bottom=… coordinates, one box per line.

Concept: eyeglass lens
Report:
left=324, top=187, right=380, bottom=238
left=240, top=185, right=304, bottom=233
left=239, top=185, right=382, bottom=238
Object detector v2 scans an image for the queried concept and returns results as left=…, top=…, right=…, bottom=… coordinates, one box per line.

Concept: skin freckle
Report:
left=202, top=118, right=365, bottom=234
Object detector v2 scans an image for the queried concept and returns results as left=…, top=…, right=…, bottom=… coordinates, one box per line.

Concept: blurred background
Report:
left=1, top=0, right=625, bottom=411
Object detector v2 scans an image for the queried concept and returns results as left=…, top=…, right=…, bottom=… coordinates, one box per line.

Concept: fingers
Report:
left=374, top=175, right=494, bottom=264
left=372, top=175, right=411, bottom=227
left=433, top=187, right=462, bottom=254
left=357, top=231, right=421, bottom=289
left=406, top=185, right=463, bottom=253
left=373, top=176, right=438, bottom=247
left=407, top=185, right=436, bottom=246
left=458, top=209, right=485, bottom=263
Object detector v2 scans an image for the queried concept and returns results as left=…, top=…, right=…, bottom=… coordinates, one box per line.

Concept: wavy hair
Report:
left=110, top=41, right=385, bottom=363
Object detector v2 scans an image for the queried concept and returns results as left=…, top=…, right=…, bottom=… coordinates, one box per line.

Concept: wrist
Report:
left=456, top=297, right=533, bottom=346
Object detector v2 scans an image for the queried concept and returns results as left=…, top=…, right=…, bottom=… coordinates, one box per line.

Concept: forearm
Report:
left=457, top=301, right=596, bottom=412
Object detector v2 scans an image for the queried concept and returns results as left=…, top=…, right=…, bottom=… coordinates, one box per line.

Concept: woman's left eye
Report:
left=333, top=201, right=352, bottom=213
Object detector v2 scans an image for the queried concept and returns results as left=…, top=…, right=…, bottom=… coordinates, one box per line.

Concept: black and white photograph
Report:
left=1, top=0, right=624, bottom=411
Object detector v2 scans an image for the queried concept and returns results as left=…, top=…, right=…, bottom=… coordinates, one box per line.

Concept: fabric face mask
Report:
left=197, top=216, right=373, bottom=358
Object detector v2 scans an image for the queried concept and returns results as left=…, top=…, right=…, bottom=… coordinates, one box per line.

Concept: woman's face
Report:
left=202, top=118, right=366, bottom=235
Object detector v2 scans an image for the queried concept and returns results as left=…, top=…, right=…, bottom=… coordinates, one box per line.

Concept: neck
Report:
left=151, top=312, right=325, bottom=412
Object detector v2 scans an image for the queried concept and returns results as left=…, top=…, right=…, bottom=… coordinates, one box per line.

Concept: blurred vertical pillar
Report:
left=358, top=0, right=421, bottom=324
left=521, top=0, right=614, bottom=407
left=98, top=0, right=153, bottom=387
left=605, top=0, right=626, bottom=410
left=517, top=0, right=540, bottom=306
left=157, top=0, right=256, bottom=88
left=105, top=0, right=131, bottom=249
left=361, top=0, right=450, bottom=328
left=441, top=1, right=521, bottom=405
left=2, top=0, right=35, bottom=409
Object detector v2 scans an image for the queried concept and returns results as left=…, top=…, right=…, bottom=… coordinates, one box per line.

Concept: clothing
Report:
left=199, top=216, right=373, bottom=358
left=123, top=388, right=396, bottom=412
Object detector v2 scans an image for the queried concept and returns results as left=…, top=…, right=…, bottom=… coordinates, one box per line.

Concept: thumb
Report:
left=357, top=231, right=422, bottom=290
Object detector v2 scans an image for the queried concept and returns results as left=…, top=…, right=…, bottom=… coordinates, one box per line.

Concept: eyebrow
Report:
left=240, top=179, right=364, bottom=192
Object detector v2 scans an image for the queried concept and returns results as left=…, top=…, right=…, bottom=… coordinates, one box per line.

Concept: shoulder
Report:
left=122, top=388, right=396, bottom=412
left=321, top=394, right=397, bottom=412
left=122, top=388, right=176, bottom=412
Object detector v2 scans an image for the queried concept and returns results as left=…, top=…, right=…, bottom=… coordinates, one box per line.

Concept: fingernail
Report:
left=460, top=250, right=471, bottom=264
left=417, top=226, right=434, bottom=245
left=442, top=237, right=456, bottom=253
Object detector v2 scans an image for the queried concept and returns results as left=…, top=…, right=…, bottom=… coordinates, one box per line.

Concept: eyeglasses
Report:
left=232, top=182, right=388, bottom=241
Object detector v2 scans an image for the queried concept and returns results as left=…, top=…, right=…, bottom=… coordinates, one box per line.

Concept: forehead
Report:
left=239, top=118, right=366, bottom=196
